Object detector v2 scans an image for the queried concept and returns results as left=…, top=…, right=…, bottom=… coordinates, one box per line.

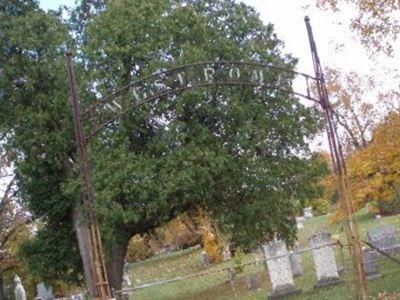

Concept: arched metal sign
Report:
left=85, top=60, right=320, bottom=138
left=66, top=16, right=367, bottom=300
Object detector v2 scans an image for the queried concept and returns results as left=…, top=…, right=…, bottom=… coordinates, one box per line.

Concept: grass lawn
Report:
left=128, top=209, right=400, bottom=299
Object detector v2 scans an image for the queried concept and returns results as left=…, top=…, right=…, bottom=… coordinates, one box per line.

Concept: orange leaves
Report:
left=322, top=113, right=400, bottom=219
left=347, top=112, right=400, bottom=213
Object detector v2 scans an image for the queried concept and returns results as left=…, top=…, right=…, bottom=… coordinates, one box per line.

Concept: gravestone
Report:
left=295, top=217, right=304, bottom=230
left=122, top=274, right=132, bottom=287
left=309, top=231, right=342, bottom=288
left=222, top=245, right=232, bottom=261
left=245, top=274, right=261, bottom=290
left=200, top=251, right=210, bottom=267
left=289, top=247, right=303, bottom=277
left=119, top=291, right=130, bottom=300
left=71, top=294, right=84, bottom=300
left=303, top=207, right=313, bottom=219
left=14, top=275, right=27, bottom=300
left=34, top=282, right=54, bottom=300
left=367, top=224, right=400, bottom=254
left=263, top=240, right=301, bottom=299
left=362, top=249, right=380, bottom=280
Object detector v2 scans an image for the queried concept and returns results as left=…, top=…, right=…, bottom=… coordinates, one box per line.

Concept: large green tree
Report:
left=1, top=0, right=326, bottom=293
left=0, top=0, right=80, bottom=288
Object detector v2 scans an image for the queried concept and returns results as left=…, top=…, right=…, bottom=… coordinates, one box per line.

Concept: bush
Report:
left=202, top=229, right=223, bottom=263
left=377, top=187, right=400, bottom=215
left=232, top=248, right=245, bottom=274
left=126, top=235, right=152, bottom=262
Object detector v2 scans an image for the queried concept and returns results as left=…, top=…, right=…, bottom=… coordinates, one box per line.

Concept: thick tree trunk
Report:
left=106, top=239, right=130, bottom=295
left=0, top=269, right=4, bottom=300
left=72, top=204, right=95, bottom=297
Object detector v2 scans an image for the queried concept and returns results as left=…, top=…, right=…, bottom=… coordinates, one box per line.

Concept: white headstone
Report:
left=309, top=231, right=341, bottom=288
left=263, top=240, right=301, bottom=299
left=14, top=275, right=27, bottom=300
left=71, top=294, right=84, bottom=300
left=122, top=274, right=132, bottom=287
left=222, top=245, right=232, bottom=261
left=34, top=282, right=54, bottom=300
left=200, top=251, right=210, bottom=267
left=303, top=207, right=313, bottom=219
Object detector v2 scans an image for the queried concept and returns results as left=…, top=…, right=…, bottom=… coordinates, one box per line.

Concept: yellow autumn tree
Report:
left=345, top=112, right=400, bottom=214
left=193, top=209, right=225, bottom=264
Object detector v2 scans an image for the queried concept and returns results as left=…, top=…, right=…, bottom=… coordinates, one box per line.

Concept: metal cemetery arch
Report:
left=85, top=60, right=320, bottom=139
left=66, top=17, right=367, bottom=300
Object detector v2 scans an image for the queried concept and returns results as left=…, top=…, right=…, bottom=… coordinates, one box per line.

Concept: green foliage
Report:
left=0, top=0, right=78, bottom=284
left=19, top=223, right=84, bottom=285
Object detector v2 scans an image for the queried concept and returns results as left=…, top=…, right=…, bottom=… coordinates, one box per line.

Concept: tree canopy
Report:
left=0, top=0, right=326, bottom=291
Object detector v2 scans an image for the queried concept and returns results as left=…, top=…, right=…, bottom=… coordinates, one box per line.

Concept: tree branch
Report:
left=0, top=176, right=16, bottom=215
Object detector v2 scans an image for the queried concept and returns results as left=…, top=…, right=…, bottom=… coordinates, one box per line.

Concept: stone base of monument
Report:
left=267, top=284, right=301, bottom=300
left=314, top=277, right=342, bottom=289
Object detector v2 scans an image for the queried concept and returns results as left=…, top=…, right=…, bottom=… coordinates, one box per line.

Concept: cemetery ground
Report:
left=126, top=209, right=400, bottom=300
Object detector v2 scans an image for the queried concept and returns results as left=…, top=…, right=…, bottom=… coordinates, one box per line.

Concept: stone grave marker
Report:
left=122, top=274, right=132, bottom=287
left=200, top=251, right=210, bottom=267
left=309, top=231, right=342, bottom=288
left=222, top=245, right=232, bottom=261
left=362, top=249, right=380, bottom=280
left=14, top=275, right=27, bottom=300
left=303, top=207, right=313, bottom=219
left=71, top=294, right=84, bottom=300
left=263, top=240, right=301, bottom=299
left=34, top=282, right=54, bottom=300
left=295, top=217, right=304, bottom=230
left=367, top=224, right=400, bottom=253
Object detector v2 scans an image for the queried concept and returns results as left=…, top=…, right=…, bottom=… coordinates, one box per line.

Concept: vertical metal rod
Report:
left=66, top=52, right=111, bottom=299
left=304, top=16, right=369, bottom=300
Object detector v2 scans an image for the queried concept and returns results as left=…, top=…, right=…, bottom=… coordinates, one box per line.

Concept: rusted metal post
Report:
left=304, top=16, right=369, bottom=300
left=66, top=52, right=111, bottom=299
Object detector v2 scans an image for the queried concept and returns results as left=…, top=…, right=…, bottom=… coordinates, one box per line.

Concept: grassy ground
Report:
left=128, top=209, right=400, bottom=299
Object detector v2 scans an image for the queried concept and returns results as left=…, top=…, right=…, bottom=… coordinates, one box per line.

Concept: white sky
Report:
left=39, top=0, right=398, bottom=77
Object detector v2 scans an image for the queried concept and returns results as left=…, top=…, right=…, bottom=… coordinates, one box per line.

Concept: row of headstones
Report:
left=263, top=228, right=395, bottom=300
left=263, top=231, right=341, bottom=299
left=263, top=230, right=394, bottom=299
left=263, top=225, right=399, bottom=299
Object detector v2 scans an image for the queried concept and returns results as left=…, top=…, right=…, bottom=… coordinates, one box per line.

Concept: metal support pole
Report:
left=304, top=16, right=369, bottom=300
left=66, top=52, right=111, bottom=299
